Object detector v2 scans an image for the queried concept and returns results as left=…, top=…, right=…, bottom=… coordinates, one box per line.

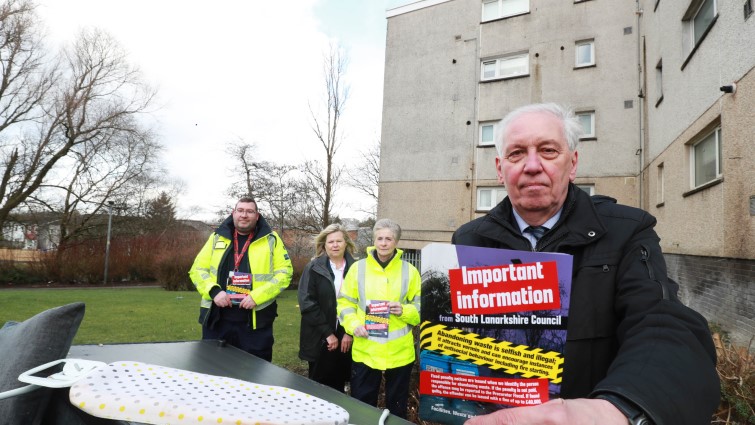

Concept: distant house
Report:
left=1, top=214, right=61, bottom=251
left=1, top=214, right=216, bottom=251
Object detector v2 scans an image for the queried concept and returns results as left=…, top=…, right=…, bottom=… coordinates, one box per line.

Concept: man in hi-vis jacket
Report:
left=190, top=197, right=292, bottom=361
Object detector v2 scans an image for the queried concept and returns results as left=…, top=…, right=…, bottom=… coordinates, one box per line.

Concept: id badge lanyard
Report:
left=233, top=230, right=253, bottom=272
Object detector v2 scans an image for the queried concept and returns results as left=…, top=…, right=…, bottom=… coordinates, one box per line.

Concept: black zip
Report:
left=640, top=246, right=654, bottom=280
left=640, top=245, right=669, bottom=299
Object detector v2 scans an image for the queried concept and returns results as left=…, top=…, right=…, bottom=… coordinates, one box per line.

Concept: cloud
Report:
left=36, top=0, right=391, bottom=222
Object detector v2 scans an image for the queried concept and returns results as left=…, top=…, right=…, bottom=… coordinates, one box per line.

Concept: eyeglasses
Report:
left=234, top=208, right=257, bottom=216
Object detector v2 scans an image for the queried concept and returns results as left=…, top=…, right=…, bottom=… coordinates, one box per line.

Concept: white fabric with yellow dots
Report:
left=69, top=361, right=349, bottom=425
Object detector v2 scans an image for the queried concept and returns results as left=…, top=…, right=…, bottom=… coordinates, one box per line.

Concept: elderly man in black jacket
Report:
left=453, top=103, right=719, bottom=425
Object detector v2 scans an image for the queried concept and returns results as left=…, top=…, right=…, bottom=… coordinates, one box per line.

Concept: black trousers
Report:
left=202, top=320, right=274, bottom=362
left=351, top=361, right=414, bottom=419
left=308, top=341, right=352, bottom=393
left=308, top=325, right=351, bottom=392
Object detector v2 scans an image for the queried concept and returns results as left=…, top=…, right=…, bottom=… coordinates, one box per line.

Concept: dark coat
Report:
left=297, top=252, right=355, bottom=362
left=452, top=184, right=719, bottom=425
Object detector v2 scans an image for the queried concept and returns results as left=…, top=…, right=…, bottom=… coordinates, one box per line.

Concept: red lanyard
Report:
left=233, top=230, right=253, bottom=271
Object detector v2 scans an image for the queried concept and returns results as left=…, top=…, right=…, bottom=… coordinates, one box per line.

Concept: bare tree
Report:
left=225, top=139, right=260, bottom=200
left=0, top=19, right=158, bottom=235
left=306, top=42, right=349, bottom=229
left=0, top=0, right=57, bottom=230
left=35, top=123, right=162, bottom=244
left=225, top=138, right=298, bottom=231
left=347, top=139, right=380, bottom=215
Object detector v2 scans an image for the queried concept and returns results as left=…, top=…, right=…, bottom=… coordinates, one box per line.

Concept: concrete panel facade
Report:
left=381, top=0, right=643, bottom=249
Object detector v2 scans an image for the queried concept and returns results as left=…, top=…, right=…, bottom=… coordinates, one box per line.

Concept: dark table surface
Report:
left=68, top=340, right=413, bottom=425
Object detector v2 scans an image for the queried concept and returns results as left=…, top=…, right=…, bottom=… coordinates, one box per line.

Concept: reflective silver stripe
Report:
left=411, top=294, right=421, bottom=313
left=357, top=260, right=367, bottom=312
left=256, top=300, right=274, bottom=309
left=200, top=299, right=213, bottom=308
left=255, top=273, right=274, bottom=281
left=340, top=293, right=358, bottom=304
left=339, top=307, right=356, bottom=322
left=357, top=259, right=411, bottom=309
left=400, top=261, right=409, bottom=302
left=367, top=325, right=413, bottom=344
left=267, top=235, right=276, bottom=272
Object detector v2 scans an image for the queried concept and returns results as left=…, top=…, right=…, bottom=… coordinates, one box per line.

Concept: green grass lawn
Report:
left=0, top=287, right=307, bottom=372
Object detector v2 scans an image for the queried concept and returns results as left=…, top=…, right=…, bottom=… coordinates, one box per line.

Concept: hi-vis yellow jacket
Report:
left=337, top=247, right=421, bottom=370
left=189, top=214, right=292, bottom=329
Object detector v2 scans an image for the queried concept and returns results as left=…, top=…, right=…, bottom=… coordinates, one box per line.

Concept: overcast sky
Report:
left=35, top=0, right=407, bottom=222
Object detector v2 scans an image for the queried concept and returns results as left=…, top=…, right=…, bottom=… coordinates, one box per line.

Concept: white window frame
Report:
left=656, top=163, right=665, bottom=204
left=690, top=127, right=722, bottom=188
left=682, top=0, right=717, bottom=56
left=575, top=40, right=595, bottom=67
left=576, top=184, right=595, bottom=196
left=477, top=187, right=507, bottom=211
left=481, top=52, right=529, bottom=81
left=692, top=0, right=716, bottom=45
left=576, top=111, right=595, bottom=139
left=479, top=122, right=496, bottom=146
left=482, top=0, right=530, bottom=22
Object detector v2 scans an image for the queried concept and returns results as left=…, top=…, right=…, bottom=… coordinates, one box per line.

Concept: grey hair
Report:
left=494, top=103, right=583, bottom=158
left=373, top=218, right=401, bottom=242
left=314, top=223, right=356, bottom=257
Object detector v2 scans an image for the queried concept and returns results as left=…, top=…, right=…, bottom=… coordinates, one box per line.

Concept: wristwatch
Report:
left=595, top=393, right=651, bottom=425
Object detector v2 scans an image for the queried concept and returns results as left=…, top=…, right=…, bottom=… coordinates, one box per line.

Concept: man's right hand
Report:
left=464, top=398, right=627, bottom=425
left=213, top=291, right=231, bottom=308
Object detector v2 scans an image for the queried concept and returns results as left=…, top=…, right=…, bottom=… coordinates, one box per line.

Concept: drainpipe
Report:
left=636, top=0, right=645, bottom=209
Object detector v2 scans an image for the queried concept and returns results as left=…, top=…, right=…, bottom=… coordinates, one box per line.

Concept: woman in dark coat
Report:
left=298, top=224, right=356, bottom=392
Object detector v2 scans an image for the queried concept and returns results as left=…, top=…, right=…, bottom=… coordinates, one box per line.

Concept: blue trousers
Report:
left=351, top=361, right=414, bottom=419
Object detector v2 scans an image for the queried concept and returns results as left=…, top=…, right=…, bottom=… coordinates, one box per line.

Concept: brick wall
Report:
left=665, top=254, right=755, bottom=349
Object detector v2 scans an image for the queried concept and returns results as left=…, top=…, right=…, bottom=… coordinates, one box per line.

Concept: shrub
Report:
left=712, top=328, right=755, bottom=424
left=0, top=260, right=47, bottom=285
left=154, top=232, right=205, bottom=291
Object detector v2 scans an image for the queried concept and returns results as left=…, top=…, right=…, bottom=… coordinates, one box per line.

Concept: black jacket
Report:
left=452, top=184, right=719, bottom=425
left=297, top=252, right=355, bottom=362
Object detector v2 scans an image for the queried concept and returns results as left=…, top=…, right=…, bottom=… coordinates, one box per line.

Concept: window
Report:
left=482, top=0, right=529, bottom=21
left=691, top=127, right=721, bottom=188
left=655, top=59, right=663, bottom=105
left=576, top=184, right=595, bottom=195
left=692, top=0, right=716, bottom=44
left=682, top=0, right=717, bottom=58
left=479, top=122, right=496, bottom=146
left=656, top=163, right=665, bottom=205
left=481, top=53, right=529, bottom=80
left=576, top=111, right=595, bottom=139
left=575, top=40, right=595, bottom=67
left=477, top=187, right=507, bottom=210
